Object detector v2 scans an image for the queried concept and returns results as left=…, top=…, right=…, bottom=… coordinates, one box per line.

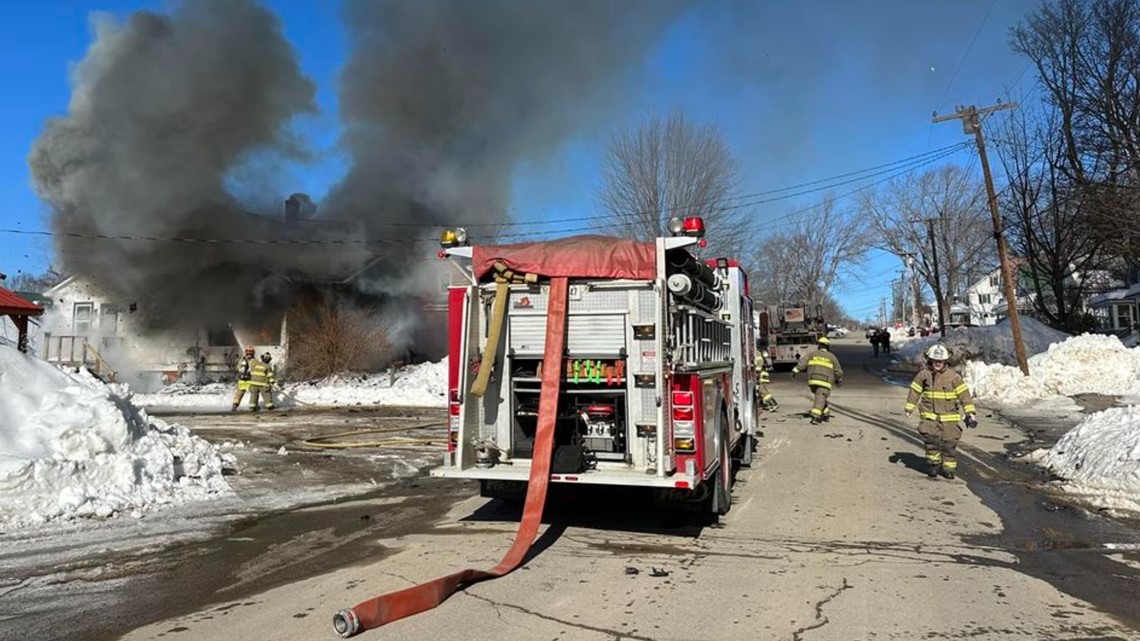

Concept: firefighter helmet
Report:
left=817, top=336, right=830, bottom=346
left=925, top=344, right=951, bottom=362
left=244, top=347, right=255, bottom=357
left=261, top=352, right=272, bottom=364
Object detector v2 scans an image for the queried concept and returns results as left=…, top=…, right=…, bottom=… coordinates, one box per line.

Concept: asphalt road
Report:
left=24, top=340, right=1140, bottom=641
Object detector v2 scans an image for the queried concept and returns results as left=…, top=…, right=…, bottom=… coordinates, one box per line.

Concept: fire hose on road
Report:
left=331, top=276, right=569, bottom=638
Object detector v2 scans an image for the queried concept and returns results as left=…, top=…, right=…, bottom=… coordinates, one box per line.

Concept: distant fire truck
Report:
left=757, top=302, right=826, bottom=368
left=432, top=218, right=759, bottom=514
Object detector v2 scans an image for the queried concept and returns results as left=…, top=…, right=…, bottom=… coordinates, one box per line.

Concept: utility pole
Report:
left=897, top=270, right=909, bottom=328
left=911, top=217, right=946, bottom=335
left=904, top=253, right=919, bottom=328
left=933, top=102, right=1029, bottom=375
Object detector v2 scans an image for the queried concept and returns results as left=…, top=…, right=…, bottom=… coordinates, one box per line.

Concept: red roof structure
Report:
left=0, top=285, right=44, bottom=316
left=0, top=284, right=43, bottom=353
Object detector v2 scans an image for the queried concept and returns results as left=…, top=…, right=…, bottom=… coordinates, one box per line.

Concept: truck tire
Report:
left=710, top=412, right=732, bottom=516
left=739, top=432, right=755, bottom=467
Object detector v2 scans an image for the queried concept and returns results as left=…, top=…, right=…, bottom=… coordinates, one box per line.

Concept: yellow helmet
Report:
left=817, top=336, right=830, bottom=346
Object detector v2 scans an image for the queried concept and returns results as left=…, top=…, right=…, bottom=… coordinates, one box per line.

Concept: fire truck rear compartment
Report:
left=509, top=358, right=629, bottom=465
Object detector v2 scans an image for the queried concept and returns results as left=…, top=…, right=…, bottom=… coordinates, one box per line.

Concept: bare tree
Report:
left=994, top=105, right=1107, bottom=331
left=750, top=196, right=870, bottom=311
left=598, top=110, right=740, bottom=250
left=1011, top=0, right=1140, bottom=266
left=858, top=165, right=994, bottom=324
left=4, top=267, right=63, bottom=293
left=287, top=300, right=395, bottom=379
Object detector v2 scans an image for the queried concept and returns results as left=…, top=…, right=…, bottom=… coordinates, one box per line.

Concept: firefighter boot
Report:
left=925, top=450, right=942, bottom=478
left=941, top=458, right=958, bottom=480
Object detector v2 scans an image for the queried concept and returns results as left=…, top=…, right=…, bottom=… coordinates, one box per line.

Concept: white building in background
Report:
left=949, top=268, right=1004, bottom=326
left=40, top=275, right=285, bottom=387
left=1088, top=282, right=1140, bottom=334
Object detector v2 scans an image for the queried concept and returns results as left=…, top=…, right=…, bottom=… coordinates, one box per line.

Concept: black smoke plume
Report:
left=30, top=0, right=688, bottom=347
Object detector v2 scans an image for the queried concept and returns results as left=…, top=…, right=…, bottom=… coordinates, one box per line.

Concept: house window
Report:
left=1115, top=304, right=1135, bottom=330
left=989, top=275, right=1000, bottom=288
left=101, top=305, right=119, bottom=334
left=73, top=302, right=94, bottom=334
left=978, top=294, right=992, bottom=306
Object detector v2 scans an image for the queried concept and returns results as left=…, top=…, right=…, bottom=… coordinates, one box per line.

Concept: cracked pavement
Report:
left=108, top=340, right=1140, bottom=640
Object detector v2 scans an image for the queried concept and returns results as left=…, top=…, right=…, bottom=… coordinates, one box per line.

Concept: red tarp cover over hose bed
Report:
left=472, top=235, right=656, bottom=282
left=331, top=277, right=570, bottom=638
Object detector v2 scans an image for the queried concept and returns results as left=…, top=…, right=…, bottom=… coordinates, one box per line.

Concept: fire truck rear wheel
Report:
left=711, top=411, right=732, bottom=516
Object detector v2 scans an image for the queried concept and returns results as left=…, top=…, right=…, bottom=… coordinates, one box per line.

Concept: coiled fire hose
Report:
left=331, top=276, right=568, bottom=638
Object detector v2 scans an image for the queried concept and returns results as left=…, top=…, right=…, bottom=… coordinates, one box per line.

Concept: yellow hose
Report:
left=296, top=423, right=446, bottom=449
left=468, top=280, right=509, bottom=397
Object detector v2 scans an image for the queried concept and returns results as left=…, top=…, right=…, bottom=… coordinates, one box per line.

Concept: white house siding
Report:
left=41, top=276, right=284, bottom=383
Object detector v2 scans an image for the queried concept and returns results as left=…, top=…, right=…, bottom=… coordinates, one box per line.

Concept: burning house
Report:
left=26, top=0, right=687, bottom=384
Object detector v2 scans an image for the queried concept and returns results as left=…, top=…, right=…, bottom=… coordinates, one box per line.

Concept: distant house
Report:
left=950, top=268, right=1006, bottom=326
left=1088, top=281, right=1140, bottom=335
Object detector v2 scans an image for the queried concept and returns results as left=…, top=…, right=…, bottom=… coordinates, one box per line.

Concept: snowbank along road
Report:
left=10, top=339, right=1140, bottom=641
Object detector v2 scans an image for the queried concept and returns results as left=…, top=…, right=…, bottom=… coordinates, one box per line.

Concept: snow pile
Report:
left=0, top=345, right=231, bottom=527
left=132, top=359, right=448, bottom=410
left=1027, top=406, right=1140, bottom=513
left=965, top=334, right=1140, bottom=405
left=289, top=359, right=447, bottom=407
left=894, top=317, right=1069, bottom=369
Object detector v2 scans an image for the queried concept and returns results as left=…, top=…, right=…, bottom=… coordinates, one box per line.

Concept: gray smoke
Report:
left=30, top=0, right=689, bottom=343
left=29, top=0, right=320, bottom=327
left=326, top=0, right=691, bottom=252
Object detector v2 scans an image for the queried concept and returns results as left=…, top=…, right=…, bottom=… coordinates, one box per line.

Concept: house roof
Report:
left=0, top=284, right=45, bottom=316
left=1088, top=288, right=1131, bottom=308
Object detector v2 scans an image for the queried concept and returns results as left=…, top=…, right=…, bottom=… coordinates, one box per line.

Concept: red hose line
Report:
left=332, top=277, right=569, bottom=637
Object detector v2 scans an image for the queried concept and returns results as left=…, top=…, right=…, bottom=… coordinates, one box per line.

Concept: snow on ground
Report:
left=132, top=359, right=448, bottom=410
left=0, top=345, right=231, bottom=528
left=1026, top=406, right=1140, bottom=514
left=964, top=333, right=1140, bottom=406
left=894, top=317, right=1069, bottom=370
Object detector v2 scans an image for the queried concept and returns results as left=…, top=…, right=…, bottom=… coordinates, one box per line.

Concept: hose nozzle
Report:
left=332, top=609, right=361, bottom=638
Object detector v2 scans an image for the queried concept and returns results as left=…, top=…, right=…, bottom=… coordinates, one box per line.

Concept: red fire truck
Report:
left=431, top=218, right=759, bottom=514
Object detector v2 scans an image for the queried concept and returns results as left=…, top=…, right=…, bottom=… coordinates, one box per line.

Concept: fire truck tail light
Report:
left=672, top=406, right=694, bottom=421
left=673, top=438, right=695, bottom=452
left=673, top=420, right=694, bottom=437
left=682, top=217, right=705, bottom=237
left=672, top=391, right=694, bottom=406
left=448, top=430, right=459, bottom=444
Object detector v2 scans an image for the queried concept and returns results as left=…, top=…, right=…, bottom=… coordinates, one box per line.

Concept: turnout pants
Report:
left=231, top=380, right=250, bottom=407
left=809, top=384, right=831, bottom=420
left=760, top=382, right=776, bottom=408
left=918, top=420, right=962, bottom=471
left=248, top=383, right=275, bottom=410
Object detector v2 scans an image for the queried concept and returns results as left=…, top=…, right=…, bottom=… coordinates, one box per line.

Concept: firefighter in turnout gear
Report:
left=248, top=352, right=277, bottom=411
left=905, top=344, right=977, bottom=479
left=231, top=347, right=255, bottom=411
left=792, top=336, right=843, bottom=425
left=756, top=349, right=779, bottom=411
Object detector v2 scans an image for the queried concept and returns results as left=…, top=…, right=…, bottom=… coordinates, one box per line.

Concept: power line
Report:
left=934, top=0, right=999, bottom=113
left=234, top=143, right=970, bottom=230
left=1, top=143, right=971, bottom=247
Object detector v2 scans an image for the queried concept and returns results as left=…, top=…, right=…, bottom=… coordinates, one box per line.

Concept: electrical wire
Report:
left=934, top=0, right=999, bottom=113
left=0, top=143, right=971, bottom=247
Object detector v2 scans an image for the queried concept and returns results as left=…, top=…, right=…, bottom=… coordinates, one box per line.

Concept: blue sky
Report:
left=1, top=0, right=1041, bottom=321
